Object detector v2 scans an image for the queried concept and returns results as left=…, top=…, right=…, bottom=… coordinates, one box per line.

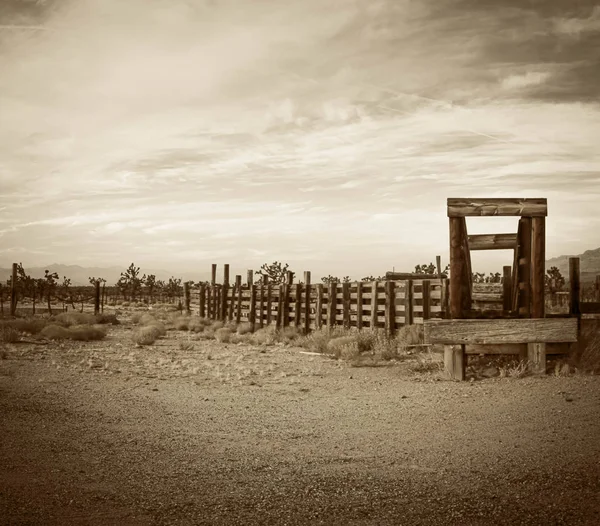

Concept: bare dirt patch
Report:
left=1, top=321, right=599, bottom=525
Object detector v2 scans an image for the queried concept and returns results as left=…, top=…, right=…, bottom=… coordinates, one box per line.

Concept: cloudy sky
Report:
left=1, top=0, right=599, bottom=280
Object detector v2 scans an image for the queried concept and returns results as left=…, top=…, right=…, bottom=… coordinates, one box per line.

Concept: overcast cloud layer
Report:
left=1, top=0, right=599, bottom=279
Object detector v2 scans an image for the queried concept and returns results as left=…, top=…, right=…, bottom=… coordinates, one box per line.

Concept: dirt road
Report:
left=1, top=337, right=599, bottom=525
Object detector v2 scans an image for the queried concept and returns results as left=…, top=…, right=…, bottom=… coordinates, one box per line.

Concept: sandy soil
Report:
left=1, top=323, right=599, bottom=525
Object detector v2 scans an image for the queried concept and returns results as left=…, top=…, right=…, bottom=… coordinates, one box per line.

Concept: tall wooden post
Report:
left=404, top=279, right=413, bottom=326
left=502, top=266, right=512, bottom=314
left=449, top=218, right=466, bottom=319
left=517, top=217, right=532, bottom=317
left=370, top=281, right=378, bottom=330
left=94, top=280, right=101, bottom=315
left=385, top=280, right=395, bottom=337
left=266, top=283, right=273, bottom=326
left=436, top=255, right=442, bottom=277
left=328, top=282, right=337, bottom=330
left=342, top=282, right=351, bottom=330
left=315, top=284, right=323, bottom=330
left=199, top=284, right=206, bottom=318
left=294, top=283, right=302, bottom=327
left=286, top=270, right=294, bottom=285
left=249, top=284, right=257, bottom=331
left=183, top=282, right=191, bottom=314
left=356, top=282, right=363, bottom=330
left=235, top=275, right=242, bottom=324
left=247, top=269, right=254, bottom=287
left=569, top=257, right=580, bottom=318
left=303, top=271, right=311, bottom=334
left=531, top=217, right=546, bottom=318
left=211, top=264, right=217, bottom=286
left=422, top=280, right=431, bottom=321
left=10, top=262, right=17, bottom=317
left=282, top=281, right=290, bottom=327
left=222, top=264, right=229, bottom=320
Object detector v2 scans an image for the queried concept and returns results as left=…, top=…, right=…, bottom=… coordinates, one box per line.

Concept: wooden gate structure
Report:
left=424, top=198, right=579, bottom=380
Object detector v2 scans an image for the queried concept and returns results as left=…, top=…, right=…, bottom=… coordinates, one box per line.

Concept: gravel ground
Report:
left=1, top=324, right=599, bottom=525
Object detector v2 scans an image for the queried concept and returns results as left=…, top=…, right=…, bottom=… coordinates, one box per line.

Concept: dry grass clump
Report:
left=53, top=312, right=97, bottom=327
left=215, top=327, right=232, bottom=343
left=131, top=312, right=143, bottom=324
left=95, top=313, right=120, bottom=325
left=132, top=325, right=164, bottom=346
left=187, top=318, right=206, bottom=333
left=409, top=351, right=443, bottom=374
left=279, top=326, right=300, bottom=343
left=498, top=360, right=530, bottom=378
left=568, top=321, right=600, bottom=374
left=1, top=325, right=21, bottom=343
left=251, top=325, right=279, bottom=346
left=121, top=301, right=131, bottom=307
left=236, top=322, right=253, bottom=335
left=1, top=318, right=47, bottom=336
left=173, top=316, right=191, bottom=331
left=68, top=324, right=107, bottom=341
left=178, top=340, right=195, bottom=351
left=327, top=336, right=360, bottom=361
left=40, top=324, right=71, bottom=340
left=210, top=320, right=225, bottom=331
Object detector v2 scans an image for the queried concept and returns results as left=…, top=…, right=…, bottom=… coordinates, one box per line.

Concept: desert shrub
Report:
left=179, top=341, right=195, bottom=351
left=299, top=327, right=333, bottom=354
left=395, top=324, right=424, bottom=349
left=3, top=318, right=47, bottom=335
left=498, top=360, right=530, bottom=378
left=280, top=326, right=300, bottom=343
left=215, top=327, right=232, bottom=343
left=40, top=324, right=70, bottom=340
left=139, top=313, right=157, bottom=325
left=68, top=324, right=106, bottom=341
left=251, top=325, right=278, bottom=346
left=231, top=333, right=251, bottom=344
left=210, top=320, right=225, bottom=331
left=0, top=325, right=20, bottom=343
left=146, top=322, right=166, bottom=338
left=174, top=316, right=190, bottom=331
left=187, top=318, right=205, bottom=333
left=132, top=326, right=160, bottom=346
left=569, top=321, right=600, bottom=374
left=327, top=335, right=359, bottom=359
left=131, top=312, right=142, bottom=324
left=121, top=301, right=130, bottom=307
left=236, top=322, right=253, bottom=335
left=95, top=313, right=120, bottom=325
left=53, top=312, right=96, bottom=327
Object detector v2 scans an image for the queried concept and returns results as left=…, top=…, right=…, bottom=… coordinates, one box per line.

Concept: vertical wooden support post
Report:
left=94, top=280, right=101, bottom=315
left=328, top=282, right=337, bottom=330
left=294, top=283, right=302, bottom=327
left=303, top=271, right=311, bottom=334
left=228, top=284, right=235, bottom=321
left=517, top=217, right=532, bottom=317
left=235, top=275, right=242, bottom=324
left=222, top=264, right=230, bottom=320
left=287, top=270, right=294, bottom=285
left=206, top=286, right=212, bottom=319
left=258, top=284, right=265, bottom=328
left=342, top=282, right=351, bottom=329
left=531, top=216, right=546, bottom=318
left=385, top=280, right=395, bottom=337
left=404, top=279, right=413, bottom=326
left=183, top=282, right=191, bottom=314
left=444, top=345, right=466, bottom=381
left=436, top=255, right=442, bottom=277
left=211, top=264, right=217, bottom=286
left=276, top=284, right=284, bottom=329
left=370, top=281, right=378, bottom=330
left=315, top=284, right=323, bottom=330
left=441, top=278, right=449, bottom=319
left=247, top=269, right=253, bottom=287
left=266, top=283, right=273, bottom=326
left=422, top=280, right=431, bottom=321
left=249, top=284, right=257, bottom=331
left=527, top=343, right=546, bottom=375
left=569, top=257, right=581, bottom=318
left=214, top=286, right=221, bottom=320
left=356, top=281, right=363, bottom=330
left=10, top=262, right=17, bottom=316
left=199, top=284, right=206, bottom=318
left=502, top=265, right=512, bottom=314
left=282, top=281, right=290, bottom=327
left=449, top=218, right=465, bottom=319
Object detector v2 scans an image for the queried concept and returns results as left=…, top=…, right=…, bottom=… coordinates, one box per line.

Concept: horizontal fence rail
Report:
left=197, top=278, right=449, bottom=335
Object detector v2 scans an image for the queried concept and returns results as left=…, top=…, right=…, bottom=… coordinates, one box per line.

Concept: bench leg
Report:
left=444, top=344, right=466, bottom=381
left=527, top=342, right=546, bottom=375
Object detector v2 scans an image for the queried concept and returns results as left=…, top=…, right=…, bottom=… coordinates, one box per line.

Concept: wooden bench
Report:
left=424, top=318, right=579, bottom=380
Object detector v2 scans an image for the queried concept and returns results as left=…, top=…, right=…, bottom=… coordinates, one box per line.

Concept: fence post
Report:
left=502, top=265, right=512, bottom=314
left=315, top=284, right=323, bottom=330
left=370, top=281, right=378, bottom=330
left=295, top=283, right=302, bottom=327
left=356, top=281, right=363, bottom=331
left=249, top=284, right=257, bottom=331
left=287, top=270, right=294, bottom=285
left=282, top=281, right=290, bottom=327
left=328, top=282, right=337, bottom=330
left=422, top=280, right=431, bottom=321
left=183, top=282, right=191, bottom=314
left=303, top=271, right=311, bottom=334
left=222, top=264, right=230, bottom=320
left=247, top=269, right=254, bottom=287
left=199, top=284, right=206, bottom=318
left=342, top=282, right=351, bottom=329
left=94, top=280, right=101, bottom=315
left=276, top=284, right=284, bottom=329
left=404, top=279, right=413, bottom=326
left=266, top=283, right=272, bottom=326
left=385, top=280, right=395, bottom=337
left=569, top=257, right=581, bottom=326
left=235, top=275, right=242, bottom=324
left=258, top=284, right=265, bottom=328
left=10, top=262, right=17, bottom=316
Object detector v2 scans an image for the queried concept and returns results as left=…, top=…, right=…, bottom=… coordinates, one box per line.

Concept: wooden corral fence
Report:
left=194, top=265, right=448, bottom=335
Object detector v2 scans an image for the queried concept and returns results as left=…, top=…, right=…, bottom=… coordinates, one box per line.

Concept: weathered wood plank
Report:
left=448, top=198, right=547, bottom=217
left=294, top=283, right=302, bottom=327
left=472, top=292, right=504, bottom=302
left=258, top=285, right=265, bottom=328
left=569, top=257, right=581, bottom=317
left=528, top=342, right=546, bottom=374
left=422, top=280, right=431, bottom=320
left=424, top=318, right=578, bottom=345
left=266, top=284, right=272, bottom=325
left=444, top=345, right=465, bottom=381
left=449, top=217, right=466, bottom=318
left=315, top=284, right=323, bottom=330
left=356, top=282, right=363, bottom=330
left=467, top=233, right=517, bottom=251
left=249, top=284, right=257, bottom=331
left=502, top=266, right=512, bottom=313
left=328, top=283, right=337, bottom=329
left=199, top=284, right=206, bottom=318
left=531, top=216, right=546, bottom=318
left=517, top=217, right=532, bottom=317
left=342, top=282, right=351, bottom=329
left=385, top=280, right=395, bottom=336
left=386, top=272, right=448, bottom=280
left=304, top=272, right=311, bottom=334
left=404, top=279, right=413, bottom=326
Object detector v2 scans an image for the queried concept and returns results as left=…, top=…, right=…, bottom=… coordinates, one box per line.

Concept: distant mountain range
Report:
left=546, top=247, right=600, bottom=284
left=0, top=264, right=206, bottom=286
